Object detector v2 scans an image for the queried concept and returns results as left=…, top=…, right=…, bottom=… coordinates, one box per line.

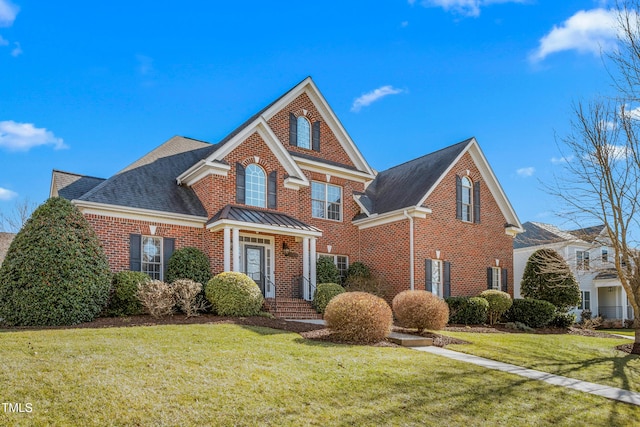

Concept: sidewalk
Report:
left=416, top=346, right=640, bottom=406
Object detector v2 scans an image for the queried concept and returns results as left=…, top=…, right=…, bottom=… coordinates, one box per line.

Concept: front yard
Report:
left=1, top=323, right=640, bottom=426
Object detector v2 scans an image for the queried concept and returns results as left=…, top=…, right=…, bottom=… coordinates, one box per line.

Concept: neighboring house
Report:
left=514, top=221, right=631, bottom=321
left=0, top=232, right=16, bottom=266
left=50, top=77, right=522, bottom=316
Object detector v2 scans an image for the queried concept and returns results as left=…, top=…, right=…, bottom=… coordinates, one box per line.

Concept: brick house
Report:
left=50, top=77, right=522, bottom=316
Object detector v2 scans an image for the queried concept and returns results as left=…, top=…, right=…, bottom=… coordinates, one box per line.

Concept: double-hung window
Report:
left=245, top=164, right=266, bottom=208
left=576, top=250, right=590, bottom=270
left=580, top=291, right=591, bottom=310
left=431, top=259, right=443, bottom=297
left=490, top=267, right=501, bottom=290
left=312, top=182, right=342, bottom=221
left=142, top=236, right=162, bottom=280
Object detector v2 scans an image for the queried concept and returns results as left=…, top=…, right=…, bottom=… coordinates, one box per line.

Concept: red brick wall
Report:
left=85, top=213, right=208, bottom=273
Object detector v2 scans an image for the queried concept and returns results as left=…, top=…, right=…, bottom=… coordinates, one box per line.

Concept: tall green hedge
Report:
left=165, top=247, right=212, bottom=285
left=104, top=271, right=149, bottom=317
left=0, top=197, right=111, bottom=326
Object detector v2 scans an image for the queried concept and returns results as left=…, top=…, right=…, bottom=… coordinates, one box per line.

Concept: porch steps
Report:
left=264, top=298, right=323, bottom=320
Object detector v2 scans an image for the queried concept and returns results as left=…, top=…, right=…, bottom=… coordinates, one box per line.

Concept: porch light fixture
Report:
left=282, top=242, right=291, bottom=256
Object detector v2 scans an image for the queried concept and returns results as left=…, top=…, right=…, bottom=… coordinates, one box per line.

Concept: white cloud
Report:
left=516, top=166, right=535, bottom=177
left=10, top=41, right=20, bottom=57
left=605, top=144, right=628, bottom=159
left=551, top=155, right=574, bottom=164
left=413, top=0, right=525, bottom=18
left=0, top=121, right=68, bottom=151
left=0, top=0, right=18, bottom=27
left=530, top=8, right=618, bottom=62
left=0, top=187, right=17, bottom=201
left=351, top=86, right=404, bottom=112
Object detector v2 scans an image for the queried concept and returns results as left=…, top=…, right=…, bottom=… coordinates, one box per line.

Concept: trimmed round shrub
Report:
left=503, top=298, right=556, bottom=328
left=521, top=248, right=580, bottom=311
left=0, top=197, right=111, bottom=326
left=165, top=247, right=212, bottom=285
left=137, top=280, right=175, bottom=318
left=550, top=311, right=577, bottom=328
left=317, top=257, right=341, bottom=284
left=313, top=283, right=345, bottom=314
left=105, top=271, right=149, bottom=317
left=446, top=296, right=489, bottom=325
left=324, top=292, right=393, bottom=343
left=393, top=290, right=449, bottom=332
left=205, top=272, right=264, bottom=317
left=479, top=290, right=512, bottom=325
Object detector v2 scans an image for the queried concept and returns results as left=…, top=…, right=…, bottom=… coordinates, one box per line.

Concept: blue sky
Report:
left=0, top=0, right=621, bottom=230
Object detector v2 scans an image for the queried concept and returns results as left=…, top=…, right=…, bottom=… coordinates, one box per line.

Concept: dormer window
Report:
left=297, top=117, right=311, bottom=149
left=245, top=164, right=266, bottom=208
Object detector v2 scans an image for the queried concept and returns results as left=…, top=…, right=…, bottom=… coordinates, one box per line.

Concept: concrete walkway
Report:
left=416, top=346, right=640, bottom=406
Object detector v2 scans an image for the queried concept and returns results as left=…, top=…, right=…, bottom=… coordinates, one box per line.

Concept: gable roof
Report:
left=514, top=221, right=605, bottom=249
left=76, top=136, right=216, bottom=217
left=50, top=170, right=106, bottom=200
left=364, top=139, right=471, bottom=215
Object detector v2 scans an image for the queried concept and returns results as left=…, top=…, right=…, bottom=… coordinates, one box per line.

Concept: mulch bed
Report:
left=1, top=315, right=635, bottom=351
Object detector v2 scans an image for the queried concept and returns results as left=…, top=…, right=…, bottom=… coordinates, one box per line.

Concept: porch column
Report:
left=223, top=227, right=231, bottom=271
left=310, top=238, right=317, bottom=288
left=232, top=228, right=240, bottom=272
left=302, top=237, right=310, bottom=300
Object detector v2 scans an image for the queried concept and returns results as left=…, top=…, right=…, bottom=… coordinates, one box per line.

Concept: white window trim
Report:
left=142, top=236, right=163, bottom=281
left=311, top=181, right=343, bottom=222
left=297, top=116, right=311, bottom=150
left=580, top=290, right=591, bottom=310
left=576, top=250, right=590, bottom=270
left=245, top=163, right=267, bottom=208
left=461, top=176, right=473, bottom=223
left=491, top=266, right=501, bottom=290
left=432, top=259, right=443, bottom=297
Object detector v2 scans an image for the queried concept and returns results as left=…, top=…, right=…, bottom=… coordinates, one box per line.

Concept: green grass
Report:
left=442, top=331, right=640, bottom=392
left=602, top=329, right=636, bottom=337
left=1, top=324, right=639, bottom=426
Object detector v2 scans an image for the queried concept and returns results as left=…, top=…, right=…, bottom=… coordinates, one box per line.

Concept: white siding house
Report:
left=514, top=222, right=632, bottom=322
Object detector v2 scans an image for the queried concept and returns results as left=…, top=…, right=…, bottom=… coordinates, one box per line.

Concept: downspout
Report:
left=403, top=210, right=415, bottom=290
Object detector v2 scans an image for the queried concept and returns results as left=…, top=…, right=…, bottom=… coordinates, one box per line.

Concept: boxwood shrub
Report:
left=479, top=290, right=512, bottom=325
left=324, top=291, right=392, bottom=343
left=503, top=298, right=556, bottom=328
left=313, top=283, right=345, bottom=314
left=0, top=197, right=111, bottom=326
left=205, top=272, right=264, bottom=316
left=446, top=296, right=489, bottom=325
left=165, top=247, right=212, bottom=285
left=104, top=271, right=149, bottom=317
left=393, top=290, right=449, bottom=332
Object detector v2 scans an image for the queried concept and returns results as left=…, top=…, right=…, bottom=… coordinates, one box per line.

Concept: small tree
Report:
left=316, top=257, right=341, bottom=284
left=0, top=197, right=111, bottom=326
left=521, top=248, right=581, bottom=311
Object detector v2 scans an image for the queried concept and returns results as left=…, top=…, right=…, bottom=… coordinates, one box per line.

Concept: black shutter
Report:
left=129, top=234, right=142, bottom=271
left=501, top=268, right=508, bottom=293
left=443, top=261, right=451, bottom=298
left=312, top=121, right=321, bottom=151
left=163, top=238, right=175, bottom=280
left=268, top=170, right=277, bottom=209
left=473, top=181, right=481, bottom=224
left=236, top=163, right=245, bottom=204
left=289, top=113, right=298, bottom=146
left=425, top=259, right=432, bottom=292
left=487, top=267, right=493, bottom=289
left=455, top=175, right=462, bottom=220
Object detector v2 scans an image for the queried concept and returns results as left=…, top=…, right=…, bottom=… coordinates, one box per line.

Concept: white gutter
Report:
left=403, top=210, right=415, bottom=290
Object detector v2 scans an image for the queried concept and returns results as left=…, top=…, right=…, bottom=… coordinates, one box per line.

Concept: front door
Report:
left=244, top=245, right=265, bottom=295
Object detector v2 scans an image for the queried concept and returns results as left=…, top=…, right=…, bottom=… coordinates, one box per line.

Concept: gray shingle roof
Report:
left=77, top=136, right=218, bottom=217
left=363, top=138, right=472, bottom=214
left=208, top=205, right=320, bottom=233
left=52, top=170, right=106, bottom=200
left=569, top=225, right=605, bottom=243
left=513, top=221, right=597, bottom=249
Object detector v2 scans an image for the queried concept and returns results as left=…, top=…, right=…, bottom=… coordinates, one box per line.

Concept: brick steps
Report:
left=264, top=298, right=323, bottom=320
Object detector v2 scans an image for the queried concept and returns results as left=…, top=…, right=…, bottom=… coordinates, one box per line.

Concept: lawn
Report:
left=442, top=330, right=640, bottom=392
left=1, top=324, right=640, bottom=426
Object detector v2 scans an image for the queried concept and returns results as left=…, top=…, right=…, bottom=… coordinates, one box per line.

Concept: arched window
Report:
left=297, top=116, right=311, bottom=149
left=461, top=176, right=472, bottom=222
left=245, top=164, right=266, bottom=208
